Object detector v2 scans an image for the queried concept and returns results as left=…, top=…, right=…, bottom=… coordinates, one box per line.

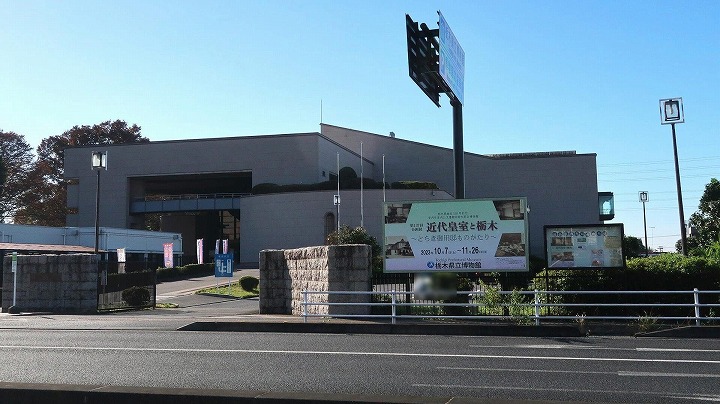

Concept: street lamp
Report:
left=659, top=97, right=687, bottom=255
left=639, top=191, right=649, bottom=257
left=91, top=151, right=107, bottom=254
left=650, top=226, right=655, bottom=252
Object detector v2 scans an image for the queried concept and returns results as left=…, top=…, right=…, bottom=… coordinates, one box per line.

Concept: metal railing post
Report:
left=534, top=289, right=540, bottom=326
left=391, top=289, right=396, bottom=325
left=303, top=290, right=308, bottom=323
left=693, top=288, right=701, bottom=326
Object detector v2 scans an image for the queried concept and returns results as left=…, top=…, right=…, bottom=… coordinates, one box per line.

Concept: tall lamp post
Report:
left=639, top=191, right=649, bottom=257
left=659, top=98, right=687, bottom=256
left=91, top=151, right=107, bottom=254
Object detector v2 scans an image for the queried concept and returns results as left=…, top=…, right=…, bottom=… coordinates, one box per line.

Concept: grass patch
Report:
left=155, top=302, right=179, bottom=309
left=195, top=281, right=259, bottom=299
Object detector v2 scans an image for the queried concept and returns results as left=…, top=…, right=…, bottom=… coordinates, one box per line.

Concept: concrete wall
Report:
left=238, top=189, right=452, bottom=264
left=2, top=254, right=98, bottom=313
left=321, top=124, right=601, bottom=256
left=63, top=125, right=604, bottom=264
left=259, top=245, right=371, bottom=316
left=64, top=133, right=328, bottom=229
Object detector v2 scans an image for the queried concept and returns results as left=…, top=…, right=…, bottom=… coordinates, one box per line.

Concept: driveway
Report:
left=156, top=268, right=259, bottom=300
left=156, top=268, right=260, bottom=316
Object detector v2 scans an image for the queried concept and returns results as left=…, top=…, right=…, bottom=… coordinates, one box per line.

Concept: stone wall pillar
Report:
left=259, top=245, right=371, bottom=316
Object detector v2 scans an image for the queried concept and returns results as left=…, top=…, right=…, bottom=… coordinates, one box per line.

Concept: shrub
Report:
left=156, top=263, right=214, bottom=281
left=326, top=225, right=383, bottom=274
left=390, top=181, right=438, bottom=190
left=239, top=276, right=259, bottom=292
left=439, top=273, right=475, bottom=316
left=122, top=286, right=151, bottom=307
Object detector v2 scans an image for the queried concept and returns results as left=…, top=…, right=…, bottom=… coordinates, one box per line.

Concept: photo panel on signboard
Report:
left=544, top=224, right=625, bottom=269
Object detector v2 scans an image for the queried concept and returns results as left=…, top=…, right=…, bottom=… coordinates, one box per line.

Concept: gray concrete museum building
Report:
left=64, top=124, right=613, bottom=266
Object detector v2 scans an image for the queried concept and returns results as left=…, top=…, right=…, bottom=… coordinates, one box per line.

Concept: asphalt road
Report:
left=2, top=273, right=719, bottom=402
left=0, top=327, right=718, bottom=403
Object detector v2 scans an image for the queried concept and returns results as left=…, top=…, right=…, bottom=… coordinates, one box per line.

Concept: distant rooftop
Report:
left=485, top=151, right=577, bottom=159
left=0, top=243, right=98, bottom=254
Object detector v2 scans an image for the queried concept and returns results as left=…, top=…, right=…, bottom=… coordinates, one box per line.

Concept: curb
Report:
left=636, top=325, right=720, bottom=338
left=178, top=321, right=582, bottom=337
left=0, top=382, right=574, bottom=403
left=0, top=382, right=452, bottom=404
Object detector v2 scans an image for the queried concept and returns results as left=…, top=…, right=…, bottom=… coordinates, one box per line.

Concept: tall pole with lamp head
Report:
left=91, top=151, right=107, bottom=254
left=659, top=98, right=687, bottom=256
left=639, top=191, right=649, bottom=257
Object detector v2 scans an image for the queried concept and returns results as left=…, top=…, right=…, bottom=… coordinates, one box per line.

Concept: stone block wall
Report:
left=259, top=245, right=371, bottom=316
left=2, top=254, right=98, bottom=313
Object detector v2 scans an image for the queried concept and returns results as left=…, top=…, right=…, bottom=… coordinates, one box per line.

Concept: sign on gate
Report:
left=215, top=253, right=233, bottom=278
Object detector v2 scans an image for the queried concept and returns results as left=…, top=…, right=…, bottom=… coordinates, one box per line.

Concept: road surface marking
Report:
left=439, top=367, right=720, bottom=378
left=412, top=383, right=718, bottom=401
left=472, top=344, right=720, bottom=354
left=1, top=345, right=720, bottom=364
left=618, top=371, right=720, bottom=378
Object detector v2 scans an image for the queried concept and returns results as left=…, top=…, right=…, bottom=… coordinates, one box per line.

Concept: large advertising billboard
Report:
left=544, top=224, right=625, bottom=269
left=383, top=198, right=529, bottom=273
left=438, top=11, right=465, bottom=104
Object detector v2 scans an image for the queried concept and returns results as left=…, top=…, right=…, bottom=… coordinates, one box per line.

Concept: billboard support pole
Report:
left=452, top=98, right=464, bottom=199
left=642, top=200, right=649, bottom=257
left=671, top=123, right=688, bottom=256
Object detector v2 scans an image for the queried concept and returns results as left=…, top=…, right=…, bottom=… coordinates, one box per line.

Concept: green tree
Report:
left=0, top=157, right=6, bottom=191
left=0, top=130, right=34, bottom=222
left=685, top=178, right=720, bottom=252
left=326, top=225, right=383, bottom=274
left=15, top=120, right=149, bottom=226
left=623, top=235, right=647, bottom=258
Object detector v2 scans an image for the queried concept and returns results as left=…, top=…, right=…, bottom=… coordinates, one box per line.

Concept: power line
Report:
left=597, top=156, right=720, bottom=168
left=599, top=164, right=720, bottom=176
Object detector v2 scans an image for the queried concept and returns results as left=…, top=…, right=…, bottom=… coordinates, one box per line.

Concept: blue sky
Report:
left=2, top=0, right=718, bottom=251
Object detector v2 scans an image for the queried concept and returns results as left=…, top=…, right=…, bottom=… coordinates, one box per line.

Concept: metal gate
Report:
left=98, top=258, right=157, bottom=311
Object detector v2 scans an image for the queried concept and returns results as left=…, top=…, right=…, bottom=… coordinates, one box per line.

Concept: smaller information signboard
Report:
left=544, top=224, right=625, bottom=269
left=214, top=253, right=234, bottom=278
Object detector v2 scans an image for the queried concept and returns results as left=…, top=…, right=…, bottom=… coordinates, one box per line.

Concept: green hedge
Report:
left=251, top=179, right=438, bottom=195
left=390, top=181, right=438, bottom=190
left=534, top=254, right=720, bottom=292
left=531, top=254, right=720, bottom=318
left=106, top=270, right=155, bottom=293
left=156, top=263, right=214, bottom=281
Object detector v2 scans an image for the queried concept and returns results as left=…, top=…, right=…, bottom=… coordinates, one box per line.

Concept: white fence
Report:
left=301, top=289, right=720, bottom=325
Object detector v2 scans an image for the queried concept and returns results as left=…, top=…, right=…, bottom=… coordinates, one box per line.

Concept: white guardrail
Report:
left=301, top=289, right=720, bottom=325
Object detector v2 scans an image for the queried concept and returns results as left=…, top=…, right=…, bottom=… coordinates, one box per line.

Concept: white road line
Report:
left=412, top=383, right=717, bottom=401
left=673, top=395, right=720, bottom=402
left=471, top=345, right=720, bottom=354
left=438, top=367, right=612, bottom=375
left=1, top=345, right=720, bottom=364
left=638, top=347, right=720, bottom=353
left=470, top=344, right=632, bottom=351
left=618, top=371, right=720, bottom=378
left=439, top=367, right=720, bottom=378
